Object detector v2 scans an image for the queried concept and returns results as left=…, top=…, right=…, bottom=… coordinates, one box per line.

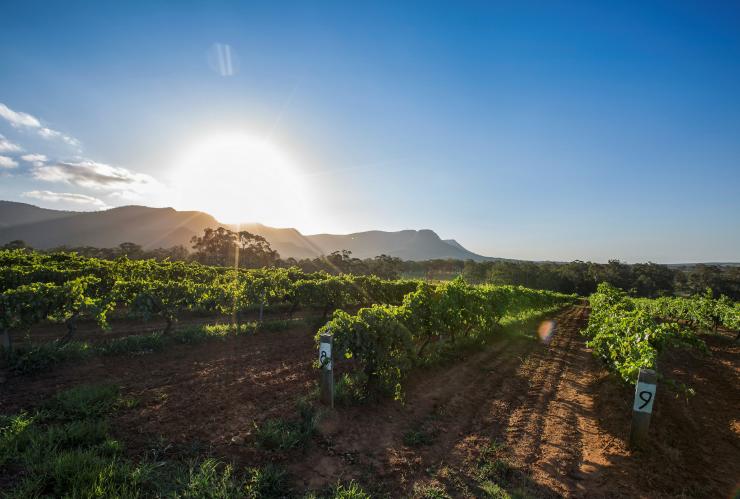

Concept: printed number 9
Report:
left=638, top=390, right=652, bottom=410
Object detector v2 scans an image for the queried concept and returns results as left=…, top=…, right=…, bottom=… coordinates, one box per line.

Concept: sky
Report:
left=0, top=1, right=738, bottom=263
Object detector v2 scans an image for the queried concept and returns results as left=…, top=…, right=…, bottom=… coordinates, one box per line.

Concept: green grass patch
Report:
left=412, top=481, right=451, bottom=498
left=2, top=317, right=308, bottom=377
left=3, top=340, right=93, bottom=374
left=403, top=426, right=435, bottom=447
left=479, top=480, right=512, bottom=498
left=1, top=382, right=295, bottom=497
left=254, top=403, right=319, bottom=451
left=0, top=383, right=150, bottom=497
left=333, top=372, right=370, bottom=406
left=98, top=332, right=165, bottom=356
left=243, top=463, right=292, bottom=498
left=330, top=480, right=372, bottom=499
left=43, top=384, right=122, bottom=420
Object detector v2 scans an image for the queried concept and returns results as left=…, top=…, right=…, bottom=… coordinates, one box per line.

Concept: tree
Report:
left=2, top=240, right=30, bottom=250
left=190, top=227, right=280, bottom=268
left=191, top=227, right=238, bottom=266
left=117, top=242, right=144, bottom=259
left=369, top=254, right=404, bottom=280
left=236, top=231, right=279, bottom=268
left=632, top=262, right=675, bottom=297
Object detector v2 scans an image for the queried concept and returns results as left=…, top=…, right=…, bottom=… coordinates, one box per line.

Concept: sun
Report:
left=169, top=132, right=312, bottom=226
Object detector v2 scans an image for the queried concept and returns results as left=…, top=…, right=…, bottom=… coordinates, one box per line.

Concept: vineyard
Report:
left=0, top=250, right=575, bottom=374
left=0, top=250, right=420, bottom=371
left=581, top=282, right=739, bottom=384
left=1, top=250, right=738, bottom=497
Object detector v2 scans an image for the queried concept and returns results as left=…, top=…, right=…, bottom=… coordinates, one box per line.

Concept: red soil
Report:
left=2, top=305, right=738, bottom=497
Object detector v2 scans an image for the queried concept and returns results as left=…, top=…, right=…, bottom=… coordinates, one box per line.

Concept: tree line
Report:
left=3, top=227, right=738, bottom=299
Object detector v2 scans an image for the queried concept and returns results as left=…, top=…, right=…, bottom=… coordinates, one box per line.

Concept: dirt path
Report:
left=289, top=305, right=599, bottom=495
left=293, top=304, right=740, bottom=498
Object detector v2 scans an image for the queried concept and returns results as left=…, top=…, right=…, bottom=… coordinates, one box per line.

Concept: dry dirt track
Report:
left=292, top=305, right=606, bottom=496
left=294, top=304, right=740, bottom=498
left=2, top=304, right=738, bottom=497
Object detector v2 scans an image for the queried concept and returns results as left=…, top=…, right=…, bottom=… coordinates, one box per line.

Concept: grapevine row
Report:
left=317, top=277, right=578, bottom=400
left=581, top=283, right=740, bottom=385
left=0, top=249, right=417, bottom=349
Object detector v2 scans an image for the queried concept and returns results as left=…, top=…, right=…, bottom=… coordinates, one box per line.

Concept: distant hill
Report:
left=0, top=201, right=75, bottom=228
left=0, top=201, right=218, bottom=251
left=0, top=201, right=494, bottom=261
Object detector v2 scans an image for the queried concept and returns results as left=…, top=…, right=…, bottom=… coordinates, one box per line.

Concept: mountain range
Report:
left=0, top=201, right=494, bottom=261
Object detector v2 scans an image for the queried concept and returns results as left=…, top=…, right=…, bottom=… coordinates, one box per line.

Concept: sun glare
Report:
left=169, top=132, right=312, bottom=226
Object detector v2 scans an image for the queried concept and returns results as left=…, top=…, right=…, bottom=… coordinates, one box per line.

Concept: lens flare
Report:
left=208, top=43, right=236, bottom=76
left=538, top=320, right=556, bottom=344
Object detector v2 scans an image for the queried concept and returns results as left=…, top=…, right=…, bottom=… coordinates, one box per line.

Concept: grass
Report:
left=1, top=382, right=296, bottom=498
left=333, top=372, right=370, bottom=406
left=403, top=426, right=435, bottom=447
left=467, top=440, right=539, bottom=499
left=254, top=402, right=319, bottom=451
left=243, top=464, right=292, bottom=498
left=2, top=340, right=93, bottom=374
left=329, top=480, right=373, bottom=499
left=479, top=480, right=512, bottom=498
left=0, top=383, right=147, bottom=497
left=98, top=332, right=165, bottom=355
left=412, top=481, right=451, bottom=499
left=43, top=384, right=124, bottom=420
left=1, top=317, right=311, bottom=375
left=499, top=304, right=570, bottom=330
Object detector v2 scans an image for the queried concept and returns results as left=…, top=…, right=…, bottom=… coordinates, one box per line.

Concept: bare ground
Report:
left=1, top=304, right=738, bottom=497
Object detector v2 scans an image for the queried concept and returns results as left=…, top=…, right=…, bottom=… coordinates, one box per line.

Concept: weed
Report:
left=4, top=340, right=92, bottom=374
left=255, top=401, right=319, bottom=452
left=412, top=481, right=451, bottom=499
left=179, top=458, right=243, bottom=497
left=334, top=372, right=369, bottom=406
left=44, top=384, right=121, bottom=420
left=0, top=383, right=156, bottom=498
left=173, top=326, right=211, bottom=344
left=1, top=383, right=298, bottom=498
left=479, top=480, right=511, bottom=498
left=244, top=464, right=292, bottom=498
left=331, top=480, right=371, bottom=499
left=99, top=332, right=164, bottom=355
left=403, top=427, right=435, bottom=447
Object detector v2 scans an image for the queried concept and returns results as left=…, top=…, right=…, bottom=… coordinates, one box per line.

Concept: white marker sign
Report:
left=633, top=381, right=657, bottom=413
left=319, top=342, right=332, bottom=370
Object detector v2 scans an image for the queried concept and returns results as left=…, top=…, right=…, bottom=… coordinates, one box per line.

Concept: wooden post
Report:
left=1, top=328, right=11, bottom=352
left=319, top=333, right=334, bottom=408
left=630, top=368, right=657, bottom=449
left=258, top=290, right=266, bottom=323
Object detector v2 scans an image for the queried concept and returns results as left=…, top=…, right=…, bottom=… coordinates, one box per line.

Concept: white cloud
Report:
left=0, top=103, right=41, bottom=128
left=108, top=190, right=144, bottom=201
left=0, top=155, right=19, bottom=168
left=0, top=134, right=22, bottom=153
left=21, top=153, right=47, bottom=166
left=38, top=127, right=81, bottom=147
left=22, top=190, right=109, bottom=208
left=33, top=160, right=159, bottom=192
left=0, top=102, right=80, bottom=147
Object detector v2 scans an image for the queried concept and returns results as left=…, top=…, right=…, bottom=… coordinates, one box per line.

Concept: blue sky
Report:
left=0, top=1, right=738, bottom=262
